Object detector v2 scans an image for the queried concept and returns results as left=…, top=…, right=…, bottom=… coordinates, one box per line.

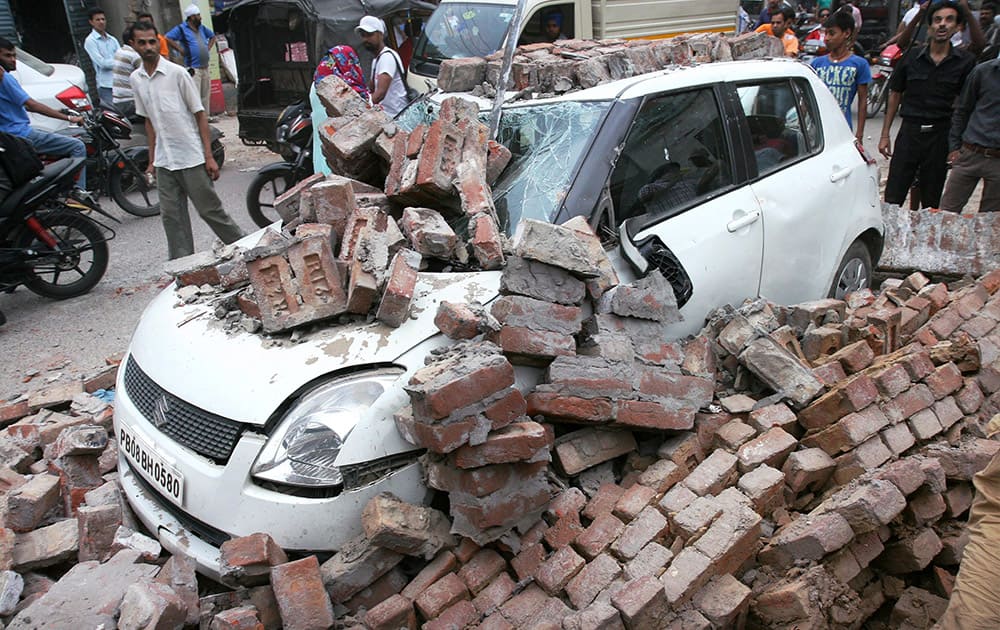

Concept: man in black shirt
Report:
left=939, top=58, right=1000, bottom=212
left=878, top=1, right=977, bottom=208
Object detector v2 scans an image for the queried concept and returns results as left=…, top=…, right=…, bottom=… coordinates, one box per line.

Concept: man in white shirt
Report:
left=129, top=21, right=243, bottom=260
left=356, top=16, right=408, bottom=117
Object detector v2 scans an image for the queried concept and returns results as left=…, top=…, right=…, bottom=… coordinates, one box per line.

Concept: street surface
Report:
left=2, top=105, right=980, bottom=400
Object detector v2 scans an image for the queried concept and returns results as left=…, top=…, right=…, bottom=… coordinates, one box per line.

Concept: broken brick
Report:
left=376, top=249, right=421, bottom=327
left=361, top=493, right=454, bottom=560
left=535, top=546, right=586, bottom=595
left=414, top=573, right=470, bottom=620
left=736, top=427, right=797, bottom=472
left=553, top=428, right=636, bottom=476
left=219, top=533, right=288, bottom=586
left=270, top=556, right=335, bottom=630
left=683, top=450, right=739, bottom=496
left=452, top=421, right=551, bottom=468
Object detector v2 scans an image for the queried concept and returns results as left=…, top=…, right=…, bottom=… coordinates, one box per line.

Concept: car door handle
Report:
left=727, top=211, right=760, bottom=233
left=830, top=167, right=853, bottom=182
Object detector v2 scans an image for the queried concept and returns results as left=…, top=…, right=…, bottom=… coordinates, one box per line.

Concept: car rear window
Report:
left=15, top=48, right=54, bottom=77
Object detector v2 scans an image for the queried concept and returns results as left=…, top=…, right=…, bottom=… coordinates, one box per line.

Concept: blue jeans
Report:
left=98, top=87, right=113, bottom=108
left=25, top=128, right=87, bottom=189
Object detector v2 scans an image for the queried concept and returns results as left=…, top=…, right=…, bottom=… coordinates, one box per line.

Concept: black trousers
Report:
left=884, top=121, right=950, bottom=208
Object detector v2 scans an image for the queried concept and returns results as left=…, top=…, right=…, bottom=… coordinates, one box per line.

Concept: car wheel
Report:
left=829, top=241, right=873, bottom=300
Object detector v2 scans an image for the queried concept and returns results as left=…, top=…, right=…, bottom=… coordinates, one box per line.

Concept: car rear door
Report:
left=733, top=76, right=862, bottom=304
left=612, top=85, right=764, bottom=332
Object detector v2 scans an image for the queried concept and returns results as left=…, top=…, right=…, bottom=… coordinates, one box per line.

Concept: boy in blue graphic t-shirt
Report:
left=811, top=9, right=872, bottom=141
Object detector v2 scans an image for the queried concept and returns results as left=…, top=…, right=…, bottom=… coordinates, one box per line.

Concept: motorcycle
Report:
left=246, top=101, right=313, bottom=228
left=867, top=43, right=902, bottom=117
left=0, top=156, right=115, bottom=304
left=47, top=102, right=226, bottom=218
left=799, top=23, right=827, bottom=63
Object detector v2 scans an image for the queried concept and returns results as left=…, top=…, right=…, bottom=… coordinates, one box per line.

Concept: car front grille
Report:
left=123, top=356, right=245, bottom=463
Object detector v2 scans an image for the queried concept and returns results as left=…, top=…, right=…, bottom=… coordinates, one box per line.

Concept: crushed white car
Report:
left=114, top=58, right=883, bottom=579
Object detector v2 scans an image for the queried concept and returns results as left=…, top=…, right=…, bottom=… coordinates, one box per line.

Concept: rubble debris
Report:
left=438, top=32, right=784, bottom=95
left=361, top=493, right=456, bottom=560
left=881, top=204, right=1000, bottom=277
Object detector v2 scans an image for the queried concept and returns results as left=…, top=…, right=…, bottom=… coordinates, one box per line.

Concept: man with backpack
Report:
left=0, top=38, right=87, bottom=190
left=357, top=16, right=408, bottom=117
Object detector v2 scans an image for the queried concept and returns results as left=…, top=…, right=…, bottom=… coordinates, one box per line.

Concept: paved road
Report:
left=0, top=115, right=275, bottom=400
left=0, top=106, right=915, bottom=400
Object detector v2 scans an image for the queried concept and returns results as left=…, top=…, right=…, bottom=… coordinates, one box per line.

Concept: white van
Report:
left=407, top=0, right=740, bottom=93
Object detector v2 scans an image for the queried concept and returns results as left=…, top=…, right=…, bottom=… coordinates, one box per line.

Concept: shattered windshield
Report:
left=413, top=3, right=514, bottom=62
left=492, top=101, right=609, bottom=230
left=398, top=99, right=610, bottom=232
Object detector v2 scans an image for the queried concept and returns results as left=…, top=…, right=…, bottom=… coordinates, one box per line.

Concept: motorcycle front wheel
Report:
left=110, top=151, right=160, bottom=217
left=16, top=210, right=109, bottom=299
left=247, top=164, right=299, bottom=228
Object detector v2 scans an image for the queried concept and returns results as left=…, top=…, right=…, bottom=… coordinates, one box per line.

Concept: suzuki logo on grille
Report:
left=152, top=395, right=171, bottom=428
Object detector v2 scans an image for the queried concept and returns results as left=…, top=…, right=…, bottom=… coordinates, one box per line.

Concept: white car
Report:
left=11, top=47, right=91, bottom=133
left=114, top=59, right=883, bottom=579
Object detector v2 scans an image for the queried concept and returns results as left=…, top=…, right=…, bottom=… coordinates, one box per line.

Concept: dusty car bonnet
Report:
left=128, top=270, right=502, bottom=426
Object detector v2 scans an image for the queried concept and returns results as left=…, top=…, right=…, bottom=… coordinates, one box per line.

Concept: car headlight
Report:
left=251, top=368, right=403, bottom=487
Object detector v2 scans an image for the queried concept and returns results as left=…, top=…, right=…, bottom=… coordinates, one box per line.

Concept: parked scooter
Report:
left=0, top=157, right=114, bottom=304
left=867, top=43, right=903, bottom=117
left=246, top=101, right=313, bottom=228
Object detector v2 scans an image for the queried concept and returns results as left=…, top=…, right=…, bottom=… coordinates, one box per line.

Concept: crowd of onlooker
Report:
left=746, top=1, right=998, bottom=215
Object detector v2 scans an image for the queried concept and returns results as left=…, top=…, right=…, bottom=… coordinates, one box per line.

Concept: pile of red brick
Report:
left=436, top=31, right=784, bottom=95
left=163, top=85, right=517, bottom=334
left=0, top=374, right=198, bottom=627
left=5, top=262, right=1000, bottom=627
left=334, top=266, right=1000, bottom=629
left=881, top=204, right=1000, bottom=278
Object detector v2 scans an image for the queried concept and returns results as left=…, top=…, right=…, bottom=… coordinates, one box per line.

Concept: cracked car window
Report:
left=398, top=99, right=610, bottom=234
left=492, top=101, right=610, bottom=231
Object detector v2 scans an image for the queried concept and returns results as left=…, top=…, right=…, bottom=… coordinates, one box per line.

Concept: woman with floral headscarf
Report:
left=309, top=44, right=371, bottom=174
left=313, top=45, right=371, bottom=100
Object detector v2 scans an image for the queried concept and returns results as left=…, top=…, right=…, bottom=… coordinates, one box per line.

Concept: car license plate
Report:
left=119, top=425, right=184, bottom=506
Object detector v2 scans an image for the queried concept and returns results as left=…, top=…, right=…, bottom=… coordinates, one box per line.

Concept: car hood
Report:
left=128, top=270, right=501, bottom=426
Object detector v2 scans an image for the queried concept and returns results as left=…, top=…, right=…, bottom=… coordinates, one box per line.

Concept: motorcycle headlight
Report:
left=879, top=57, right=892, bottom=66
left=251, top=368, right=403, bottom=487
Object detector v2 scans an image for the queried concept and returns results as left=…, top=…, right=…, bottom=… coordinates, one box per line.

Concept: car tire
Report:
left=829, top=240, right=873, bottom=300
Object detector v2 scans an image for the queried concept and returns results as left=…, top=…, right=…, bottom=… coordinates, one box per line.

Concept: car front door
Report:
left=611, top=86, right=764, bottom=333
left=734, top=77, right=859, bottom=304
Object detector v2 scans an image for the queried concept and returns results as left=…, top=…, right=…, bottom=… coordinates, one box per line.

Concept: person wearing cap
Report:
left=166, top=4, right=216, bottom=115
left=356, top=16, right=408, bottom=117
left=83, top=7, right=120, bottom=107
